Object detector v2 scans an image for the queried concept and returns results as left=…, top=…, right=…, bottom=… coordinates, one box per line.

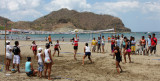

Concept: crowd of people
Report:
left=4, top=33, right=158, bottom=80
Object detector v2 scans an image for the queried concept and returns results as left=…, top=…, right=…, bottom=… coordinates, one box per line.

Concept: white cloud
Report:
left=91, top=1, right=139, bottom=15
left=0, top=0, right=160, bottom=21
left=0, top=0, right=41, bottom=11
left=45, top=0, right=91, bottom=12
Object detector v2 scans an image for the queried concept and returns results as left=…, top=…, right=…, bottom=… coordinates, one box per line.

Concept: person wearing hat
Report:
left=25, top=57, right=38, bottom=76
left=6, top=40, right=12, bottom=71
left=36, top=47, right=44, bottom=78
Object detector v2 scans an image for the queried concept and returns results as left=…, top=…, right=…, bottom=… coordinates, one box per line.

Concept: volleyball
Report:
left=11, top=69, right=17, bottom=73
left=74, top=29, right=78, bottom=32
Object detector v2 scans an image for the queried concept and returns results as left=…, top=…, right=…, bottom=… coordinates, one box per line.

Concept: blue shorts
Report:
left=38, top=62, right=44, bottom=72
left=85, top=52, right=91, bottom=56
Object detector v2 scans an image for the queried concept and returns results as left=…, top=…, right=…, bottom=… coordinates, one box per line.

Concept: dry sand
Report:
left=0, top=40, right=160, bottom=81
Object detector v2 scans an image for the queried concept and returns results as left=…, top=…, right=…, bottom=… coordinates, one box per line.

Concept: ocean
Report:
left=0, top=32, right=160, bottom=43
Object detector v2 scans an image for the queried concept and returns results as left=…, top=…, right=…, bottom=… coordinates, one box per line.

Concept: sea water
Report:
left=0, top=32, right=160, bottom=43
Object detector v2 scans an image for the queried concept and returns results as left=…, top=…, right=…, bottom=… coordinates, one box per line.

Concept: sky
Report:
left=0, top=0, right=160, bottom=32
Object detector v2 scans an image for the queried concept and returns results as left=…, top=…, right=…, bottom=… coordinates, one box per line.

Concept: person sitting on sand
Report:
left=53, top=40, right=61, bottom=57
left=91, top=38, right=97, bottom=52
left=36, top=47, right=44, bottom=78
left=12, top=41, right=21, bottom=73
left=124, top=38, right=131, bottom=63
left=97, top=37, right=101, bottom=53
left=25, top=57, right=38, bottom=77
left=113, top=46, right=123, bottom=74
left=6, top=40, right=12, bottom=71
left=30, top=41, right=37, bottom=59
left=82, top=43, right=93, bottom=65
left=44, top=43, right=53, bottom=80
left=72, top=34, right=78, bottom=60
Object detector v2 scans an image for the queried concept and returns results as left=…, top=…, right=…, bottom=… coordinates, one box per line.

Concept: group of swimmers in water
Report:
left=5, top=33, right=157, bottom=80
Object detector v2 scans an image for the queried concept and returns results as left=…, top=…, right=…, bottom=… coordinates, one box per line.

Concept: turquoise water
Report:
left=0, top=32, right=160, bottom=43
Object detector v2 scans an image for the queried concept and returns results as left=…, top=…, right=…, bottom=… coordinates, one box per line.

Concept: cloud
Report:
left=45, top=0, right=91, bottom=12
left=92, top=1, right=139, bottom=15
left=0, top=0, right=160, bottom=21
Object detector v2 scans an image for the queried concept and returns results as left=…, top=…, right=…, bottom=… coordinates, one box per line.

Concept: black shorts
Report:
left=98, top=44, right=101, bottom=49
left=26, top=71, right=33, bottom=76
left=54, top=48, right=59, bottom=51
left=85, top=52, right=91, bottom=56
left=74, top=46, right=78, bottom=50
left=111, top=44, right=115, bottom=51
left=151, top=46, right=156, bottom=53
left=116, top=57, right=122, bottom=62
left=123, top=45, right=126, bottom=48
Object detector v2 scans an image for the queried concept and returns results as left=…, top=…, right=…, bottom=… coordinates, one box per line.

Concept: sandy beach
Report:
left=0, top=40, right=160, bottom=81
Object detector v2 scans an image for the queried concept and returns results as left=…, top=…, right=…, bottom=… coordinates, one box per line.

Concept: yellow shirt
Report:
left=48, top=36, right=52, bottom=42
left=92, top=40, right=97, bottom=45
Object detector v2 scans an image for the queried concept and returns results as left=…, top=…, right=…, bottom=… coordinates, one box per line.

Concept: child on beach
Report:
left=25, top=57, right=38, bottom=76
left=113, top=46, right=123, bottom=74
left=82, top=43, right=93, bottom=65
left=30, top=41, right=37, bottom=59
left=36, top=47, right=44, bottom=78
left=53, top=40, right=61, bottom=57
left=6, top=40, right=12, bottom=71
left=97, top=37, right=101, bottom=53
left=12, top=41, right=21, bottom=73
left=44, top=43, right=53, bottom=80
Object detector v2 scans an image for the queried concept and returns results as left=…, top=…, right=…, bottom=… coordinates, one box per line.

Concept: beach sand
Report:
left=0, top=40, right=160, bottom=81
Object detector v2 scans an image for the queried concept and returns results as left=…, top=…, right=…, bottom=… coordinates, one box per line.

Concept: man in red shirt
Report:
left=150, top=33, right=157, bottom=55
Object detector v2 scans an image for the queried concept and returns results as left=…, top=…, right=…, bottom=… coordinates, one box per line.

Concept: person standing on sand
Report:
left=82, top=43, right=93, bottom=65
left=44, top=43, right=53, bottom=80
left=123, top=38, right=131, bottom=63
left=36, top=48, right=44, bottom=78
left=113, top=46, right=123, bottom=74
left=101, top=36, right=106, bottom=53
left=6, top=40, right=12, bottom=71
left=150, top=33, right=157, bottom=55
left=115, top=36, right=121, bottom=48
left=30, top=41, right=37, bottom=59
left=72, top=34, right=78, bottom=60
left=12, top=41, right=21, bottom=73
left=120, top=34, right=124, bottom=50
left=140, top=36, right=146, bottom=55
left=91, top=38, right=97, bottom=52
left=53, top=40, right=61, bottom=57
left=111, top=35, right=115, bottom=54
left=108, top=36, right=111, bottom=43
left=97, top=37, right=101, bottom=53
left=131, top=37, right=136, bottom=54
left=48, top=34, right=52, bottom=45
left=147, top=35, right=151, bottom=55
